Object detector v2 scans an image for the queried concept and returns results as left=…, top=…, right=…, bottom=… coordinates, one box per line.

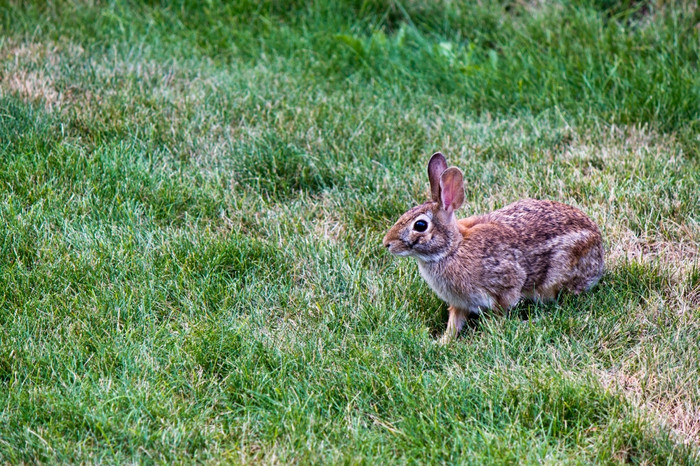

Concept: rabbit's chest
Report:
left=417, top=261, right=494, bottom=312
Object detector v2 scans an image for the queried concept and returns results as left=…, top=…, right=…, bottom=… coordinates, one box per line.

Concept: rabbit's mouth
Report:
left=384, top=240, right=411, bottom=256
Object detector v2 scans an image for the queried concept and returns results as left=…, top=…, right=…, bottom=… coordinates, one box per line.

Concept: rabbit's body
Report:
left=417, top=199, right=603, bottom=312
left=383, top=153, right=604, bottom=342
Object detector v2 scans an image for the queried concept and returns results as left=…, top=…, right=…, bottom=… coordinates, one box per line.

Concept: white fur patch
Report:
left=417, top=261, right=494, bottom=313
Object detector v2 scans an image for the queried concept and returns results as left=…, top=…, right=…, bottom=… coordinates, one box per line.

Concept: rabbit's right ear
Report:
left=428, top=152, right=448, bottom=202
left=439, top=167, right=464, bottom=214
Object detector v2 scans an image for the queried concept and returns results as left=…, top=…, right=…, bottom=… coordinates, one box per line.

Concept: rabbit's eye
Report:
left=413, top=220, right=428, bottom=232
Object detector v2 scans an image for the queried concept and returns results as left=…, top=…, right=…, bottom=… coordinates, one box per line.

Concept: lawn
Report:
left=1, top=0, right=699, bottom=463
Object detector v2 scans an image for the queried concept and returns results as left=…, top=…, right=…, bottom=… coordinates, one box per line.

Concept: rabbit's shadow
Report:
left=427, top=297, right=566, bottom=339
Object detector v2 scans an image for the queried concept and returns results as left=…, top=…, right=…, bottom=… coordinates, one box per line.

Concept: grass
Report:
left=0, top=0, right=699, bottom=462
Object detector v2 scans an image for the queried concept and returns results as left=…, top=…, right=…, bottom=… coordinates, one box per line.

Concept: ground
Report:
left=0, top=1, right=698, bottom=463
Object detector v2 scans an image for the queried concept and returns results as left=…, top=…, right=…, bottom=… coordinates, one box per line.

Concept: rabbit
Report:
left=382, top=152, right=604, bottom=343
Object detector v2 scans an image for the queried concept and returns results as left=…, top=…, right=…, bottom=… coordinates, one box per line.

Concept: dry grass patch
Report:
left=607, top=228, right=699, bottom=278
left=600, top=366, right=700, bottom=446
left=0, top=40, right=85, bottom=109
left=552, top=125, right=698, bottom=274
left=3, top=69, right=59, bottom=107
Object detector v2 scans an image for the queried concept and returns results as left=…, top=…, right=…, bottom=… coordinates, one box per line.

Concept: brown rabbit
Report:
left=382, top=152, right=604, bottom=342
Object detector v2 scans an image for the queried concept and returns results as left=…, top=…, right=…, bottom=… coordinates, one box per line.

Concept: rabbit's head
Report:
left=382, top=152, right=465, bottom=262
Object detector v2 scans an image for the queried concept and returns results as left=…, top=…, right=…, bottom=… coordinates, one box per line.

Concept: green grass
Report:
left=1, top=0, right=699, bottom=462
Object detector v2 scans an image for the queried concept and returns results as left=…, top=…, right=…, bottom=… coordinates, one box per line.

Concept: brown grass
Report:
left=3, top=69, right=60, bottom=107
left=600, top=366, right=700, bottom=446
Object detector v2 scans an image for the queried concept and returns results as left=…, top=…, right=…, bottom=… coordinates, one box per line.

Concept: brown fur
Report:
left=382, top=152, right=604, bottom=342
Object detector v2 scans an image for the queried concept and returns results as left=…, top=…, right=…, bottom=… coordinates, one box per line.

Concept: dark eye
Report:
left=413, top=220, right=428, bottom=232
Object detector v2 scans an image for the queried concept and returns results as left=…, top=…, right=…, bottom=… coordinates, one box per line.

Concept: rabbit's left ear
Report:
left=439, top=167, right=464, bottom=214
left=428, top=152, right=448, bottom=202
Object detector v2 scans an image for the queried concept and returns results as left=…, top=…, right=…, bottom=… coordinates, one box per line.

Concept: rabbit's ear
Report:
left=439, top=167, right=464, bottom=213
left=428, top=152, right=448, bottom=202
